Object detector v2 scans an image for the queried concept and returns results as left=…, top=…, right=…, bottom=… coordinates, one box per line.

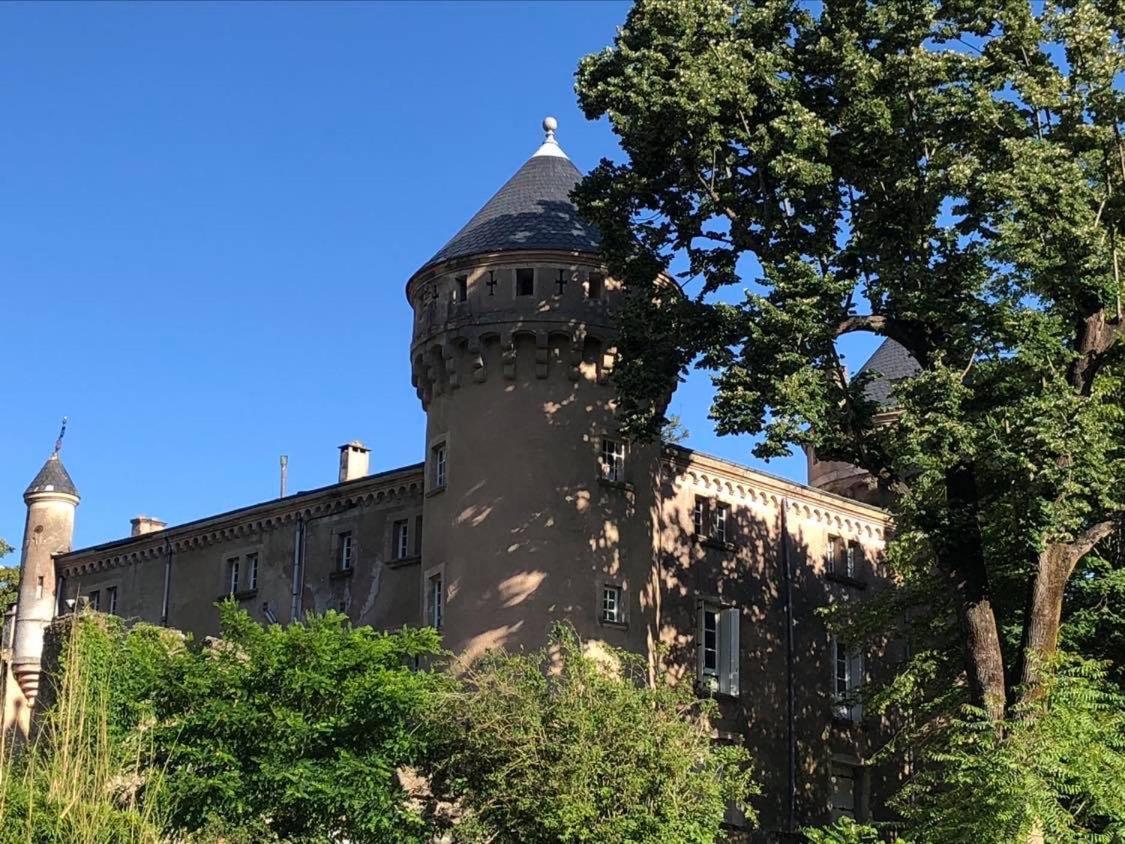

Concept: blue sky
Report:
left=0, top=1, right=878, bottom=550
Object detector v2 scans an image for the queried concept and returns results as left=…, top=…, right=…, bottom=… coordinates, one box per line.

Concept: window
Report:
left=587, top=272, right=604, bottom=299
left=828, top=537, right=861, bottom=579
left=247, top=553, right=259, bottom=590
left=88, top=590, right=100, bottom=611
left=338, top=600, right=347, bottom=613
left=35, top=576, right=44, bottom=600
left=693, top=497, right=709, bottom=536
left=393, top=520, right=410, bottom=560
left=713, top=503, right=730, bottom=544
left=515, top=268, right=534, bottom=296
left=600, top=438, right=626, bottom=483
left=697, top=601, right=740, bottom=695
left=426, top=572, right=443, bottom=629
left=456, top=275, right=468, bottom=302
left=227, top=557, right=240, bottom=595
left=337, top=533, right=353, bottom=571
left=414, top=515, right=424, bottom=556
left=830, top=762, right=858, bottom=820
left=601, top=585, right=623, bottom=624
left=431, top=442, right=447, bottom=489
left=832, top=636, right=864, bottom=721
left=106, top=586, right=118, bottom=615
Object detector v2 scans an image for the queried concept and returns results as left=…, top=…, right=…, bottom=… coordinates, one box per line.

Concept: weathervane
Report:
left=53, top=416, right=68, bottom=455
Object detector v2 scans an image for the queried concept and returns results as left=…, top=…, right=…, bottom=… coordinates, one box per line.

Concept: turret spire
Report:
left=531, top=115, right=568, bottom=159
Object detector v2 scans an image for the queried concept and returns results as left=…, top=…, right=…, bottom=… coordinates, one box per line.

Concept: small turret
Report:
left=11, top=423, right=79, bottom=711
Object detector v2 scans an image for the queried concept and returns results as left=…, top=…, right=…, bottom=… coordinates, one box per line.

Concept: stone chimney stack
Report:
left=130, top=516, right=167, bottom=536
left=338, top=441, right=370, bottom=483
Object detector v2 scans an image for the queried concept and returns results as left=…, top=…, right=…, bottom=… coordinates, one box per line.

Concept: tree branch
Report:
left=835, top=315, right=888, bottom=336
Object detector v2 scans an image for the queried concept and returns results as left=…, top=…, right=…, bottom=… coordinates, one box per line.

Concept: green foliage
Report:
left=0, top=613, right=166, bottom=844
left=804, top=817, right=904, bottom=844
left=0, top=538, right=16, bottom=617
left=427, top=623, right=757, bottom=843
left=138, top=602, right=450, bottom=843
left=575, top=0, right=1125, bottom=835
left=893, top=658, right=1125, bottom=843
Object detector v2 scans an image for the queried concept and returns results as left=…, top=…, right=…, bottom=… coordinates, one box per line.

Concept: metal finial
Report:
left=543, top=116, right=558, bottom=143
left=53, top=417, right=68, bottom=455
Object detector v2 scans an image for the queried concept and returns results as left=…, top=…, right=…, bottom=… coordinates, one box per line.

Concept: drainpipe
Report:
left=289, top=514, right=305, bottom=622
left=160, top=539, right=173, bottom=626
left=781, top=497, right=797, bottom=833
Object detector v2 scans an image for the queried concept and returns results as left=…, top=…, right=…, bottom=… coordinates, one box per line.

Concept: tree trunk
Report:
left=940, top=464, right=1007, bottom=720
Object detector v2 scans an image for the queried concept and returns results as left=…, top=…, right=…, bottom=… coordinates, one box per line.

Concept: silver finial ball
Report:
left=543, top=116, right=558, bottom=134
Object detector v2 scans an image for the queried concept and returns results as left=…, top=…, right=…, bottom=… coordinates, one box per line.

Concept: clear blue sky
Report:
left=1, top=1, right=878, bottom=550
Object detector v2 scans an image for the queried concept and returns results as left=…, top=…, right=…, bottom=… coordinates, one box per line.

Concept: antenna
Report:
left=280, top=455, right=288, bottom=498
left=53, top=416, right=68, bottom=455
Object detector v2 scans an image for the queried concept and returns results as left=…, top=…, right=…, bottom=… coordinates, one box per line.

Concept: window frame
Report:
left=431, top=440, right=448, bottom=491
left=455, top=274, right=469, bottom=303
left=106, top=586, right=118, bottom=615
left=599, top=437, right=626, bottom=484
left=337, top=532, right=354, bottom=572
left=424, top=565, right=444, bottom=630
left=696, top=599, right=740, bottom=696
left=246, top=552, right=259, bottom=591
left=226, top=556, right=240, bottom=595
left=830, top=635, right=865, bottom=722
left=586, top=272, right=604, bottom=299
left=89, top=589, right=100, bottom=611
left=600, top=583, right=624, bottom=625
left=393, top=519, right=411, bottom=560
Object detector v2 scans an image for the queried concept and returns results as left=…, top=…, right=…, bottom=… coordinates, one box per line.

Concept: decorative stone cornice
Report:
left=55, top=465, right=424, bottom=578
left=663, top=445, right=890, bottom=544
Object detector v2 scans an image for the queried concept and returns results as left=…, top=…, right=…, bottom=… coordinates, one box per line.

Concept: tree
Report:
left=129, top=604, right=449, bottom=843
left=0, top=536, right=16, bottom=617
left=427, top=624, right=756, bottom=843
left=574, top=0, right=1124, bottom=836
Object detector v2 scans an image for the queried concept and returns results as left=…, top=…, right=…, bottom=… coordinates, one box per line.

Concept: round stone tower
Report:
left=12, top=447, right=79, bottom=708
left=407, top=118, right=658, bottom=662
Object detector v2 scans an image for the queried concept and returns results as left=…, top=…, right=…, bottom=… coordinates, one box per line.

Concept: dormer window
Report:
left=516, top=268, right=535, bottom=297
left=587, top=273, right=604, bottom=299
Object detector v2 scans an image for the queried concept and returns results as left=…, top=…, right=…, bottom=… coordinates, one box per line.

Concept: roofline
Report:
left=662, top=443, right=890, bottom=522
left=57, top=461, right=424, bottom=562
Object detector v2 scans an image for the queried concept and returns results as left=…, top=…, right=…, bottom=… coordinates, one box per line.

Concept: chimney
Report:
left=131, top=516, right=167, bottom=537
left=338, top=440, right=370, bottom=483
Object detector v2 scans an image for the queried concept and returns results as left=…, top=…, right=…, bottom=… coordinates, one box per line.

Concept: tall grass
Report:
left=0, top=612, right=166, bottom=844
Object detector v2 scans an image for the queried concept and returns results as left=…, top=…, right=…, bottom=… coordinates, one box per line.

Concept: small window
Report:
left=845, top=542, right=860, bottom=578
left=601, top=585, right=623, bottom=624
left=693, top=497, right=709, bottom=536
left=456, top=275, right=468, bottom=302
left=713, top=503, right=730, bottom=544
left=830, top=762, right=857, bottom=820
left=88, top=590, right=100, bottom=611
left=338, top=600, right=347, bottom=613
left=36, top=576, right=44, bottom=600
left=337, top=532, right=353, bottom=572
left=515, top=268, right=535, bottom=297
left=227, top=557, right=240, bottom=595
left=697, top=601, right=740, bottom=696
left=831, top=636, right=864, bottom=721
left=600, top=438, right=626, bottom=483
left=426, top=572, right=443, bottom=629
left=828, top=537, right=862, bottom=580
left=393, top=520, right=410, bottom=560
left=587, top=272, right=604, bottom=299
left=106, top=586, right=118, bottom=615
left=431, top=442, right=447, bottom=489
left=247, top=553, right=259, bottom=590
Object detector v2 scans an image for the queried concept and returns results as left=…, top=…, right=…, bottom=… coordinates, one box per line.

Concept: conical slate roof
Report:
left=24, top=453, right=79, bottom=499
left=418, top=118, right=601, bottom=273
left=857, top=338, right=921, bottom=407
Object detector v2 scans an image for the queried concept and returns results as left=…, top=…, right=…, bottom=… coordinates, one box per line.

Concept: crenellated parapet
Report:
left=406, top=250, right=621, bottom=409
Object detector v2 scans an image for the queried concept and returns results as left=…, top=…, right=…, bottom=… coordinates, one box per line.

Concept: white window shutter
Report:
left=720, top=606, right=740, bottom=696
left=696, top=600, right=706, bottom=682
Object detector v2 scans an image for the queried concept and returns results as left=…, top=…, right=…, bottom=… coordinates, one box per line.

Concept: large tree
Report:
left=574, top=0, right=1124, bottom=832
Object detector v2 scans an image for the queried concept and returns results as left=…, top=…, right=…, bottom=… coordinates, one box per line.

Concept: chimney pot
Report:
left=131, top=516, right=167, bottom=537
left=338, top=440, right=371, bottom=483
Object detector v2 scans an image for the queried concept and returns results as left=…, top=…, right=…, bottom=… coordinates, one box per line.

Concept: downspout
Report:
left=781, top=497, right=797, bottom=833
left=160, top=538, right=173, bottom=626
left=289, top=513, right=305, bottom=622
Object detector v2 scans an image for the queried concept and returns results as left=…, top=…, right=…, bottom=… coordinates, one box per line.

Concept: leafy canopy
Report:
left=427, top=624, right=757, bottom=844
